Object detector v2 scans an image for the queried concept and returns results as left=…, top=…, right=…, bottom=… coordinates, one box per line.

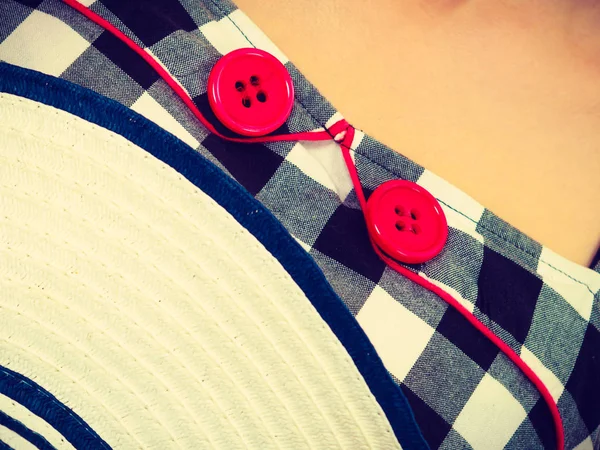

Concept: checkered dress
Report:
left=1, top=1, right=599, bottom=448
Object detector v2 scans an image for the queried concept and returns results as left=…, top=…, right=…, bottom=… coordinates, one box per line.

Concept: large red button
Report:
left=366, top=180, right=448, bottom=264
left=207, top=48, right=294, bottom=136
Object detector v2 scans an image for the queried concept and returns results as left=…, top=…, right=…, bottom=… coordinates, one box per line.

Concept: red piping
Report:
left=62, top=0, right=349, bottom=144
left=61, top=2, right=564, bottom=448
left=338, top=130, right=564, bottom=450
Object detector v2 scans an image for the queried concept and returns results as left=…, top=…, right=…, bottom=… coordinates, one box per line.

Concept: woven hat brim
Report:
left=0, top=90, right=403, bottom=450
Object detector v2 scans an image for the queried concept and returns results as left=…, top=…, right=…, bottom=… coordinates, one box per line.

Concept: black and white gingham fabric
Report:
left=1, top=1, right=599, bottom=448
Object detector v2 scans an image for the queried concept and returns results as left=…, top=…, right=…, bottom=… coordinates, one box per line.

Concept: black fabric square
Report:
left=475, top=247, right=542, bottom=343
left=14, top=0, right=43, bottom=7
left=93, top=31, right=159, bottom=89
left=201, top=134, right=284, bottom=196
left=400, top=385, right=451, bottom=449
left=436, top=307, right=500, bottom=371
left=528, top=398, right=556, bottom=450
left=101, top=0, right=197, bottom=46
left=313, top=204, right=386, bottom=283
left=565, top=324, right=600, bottom=433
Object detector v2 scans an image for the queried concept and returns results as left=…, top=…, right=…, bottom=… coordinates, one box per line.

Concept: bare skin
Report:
left=236, top=0, right=600, bottom=266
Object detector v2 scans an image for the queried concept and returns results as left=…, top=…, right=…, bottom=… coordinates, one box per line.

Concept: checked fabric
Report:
left=1, top=0, right=599, bottom=448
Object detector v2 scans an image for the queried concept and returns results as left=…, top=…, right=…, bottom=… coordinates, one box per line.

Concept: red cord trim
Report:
left=338, top=130, right=564, bottom=450
left=62, top=0, right=348, bottom=144
left=376, top=244, right=564, bottom=450
left=62, top=2, right=564, bottom=448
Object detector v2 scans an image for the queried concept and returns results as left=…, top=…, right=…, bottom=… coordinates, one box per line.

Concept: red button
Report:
left=366, top=180, right=448, bottom=264
left=207, top=48, right=294, bottom=136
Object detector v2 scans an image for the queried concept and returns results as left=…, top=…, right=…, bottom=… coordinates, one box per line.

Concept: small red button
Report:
left=366, top=180, right=448, bottom=264
left=207, top=48, right=294, bottom=136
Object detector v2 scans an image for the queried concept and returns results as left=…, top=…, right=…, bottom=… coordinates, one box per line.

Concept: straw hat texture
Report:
left=0, top=64, right=418, bottom=449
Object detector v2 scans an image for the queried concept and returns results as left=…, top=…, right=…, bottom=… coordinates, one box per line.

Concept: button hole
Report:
left=410, top=209, right=419, bottom=220
left=250, top=75, right=260, bottom=86
left=411, top=224, right=421, bottom=235
left=241, top=97, right=251, bottom=108
left=395, top=206, right=405, bottom=216
left=256, top=91, right=267, bottom=103
left=395, top=221, right=406, bottom=231
left=235, top=81, right=245, bottom=92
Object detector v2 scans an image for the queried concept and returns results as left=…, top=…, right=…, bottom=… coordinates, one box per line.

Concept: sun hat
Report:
left=0, top=62, right=427, bottom=449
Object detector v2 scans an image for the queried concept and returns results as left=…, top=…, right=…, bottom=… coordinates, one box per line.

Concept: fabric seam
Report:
left=346, top=147, right=598, bottom=296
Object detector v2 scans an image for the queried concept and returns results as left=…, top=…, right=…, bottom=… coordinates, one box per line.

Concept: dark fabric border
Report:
left=0, top=61, right=429, bottom=450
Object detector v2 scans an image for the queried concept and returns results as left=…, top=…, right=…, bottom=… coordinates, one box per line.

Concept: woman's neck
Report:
left=237, top=0, right=600, bottom=266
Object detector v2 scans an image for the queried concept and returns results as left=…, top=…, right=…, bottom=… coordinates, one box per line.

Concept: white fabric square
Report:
left=200, top=16, right=249, bottom=57
left=350, top=128, right=365, bottom=150
left=357, top=286, right=435, bottom=381
left=520, top=347, right=564, bottom=402
left=0, top=11, right=90, bottom=76
left=574, top=437, right=594, bottom=450
left=287, top=141, right=353, bottom=201
left=200, top=11, right=288, bottom=64
left=324, top=112, right=345, bottom=130
left=418, top=272, right=475, bottom=313
left=293, top=235, right=311, bottom=253
left=131, top=93, right=199, bottom=149
left=537, top=247, right=599, bottom=321
left=440, top=203, right=484, bottom=244
left=454, top=374, right=527, bottom=450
